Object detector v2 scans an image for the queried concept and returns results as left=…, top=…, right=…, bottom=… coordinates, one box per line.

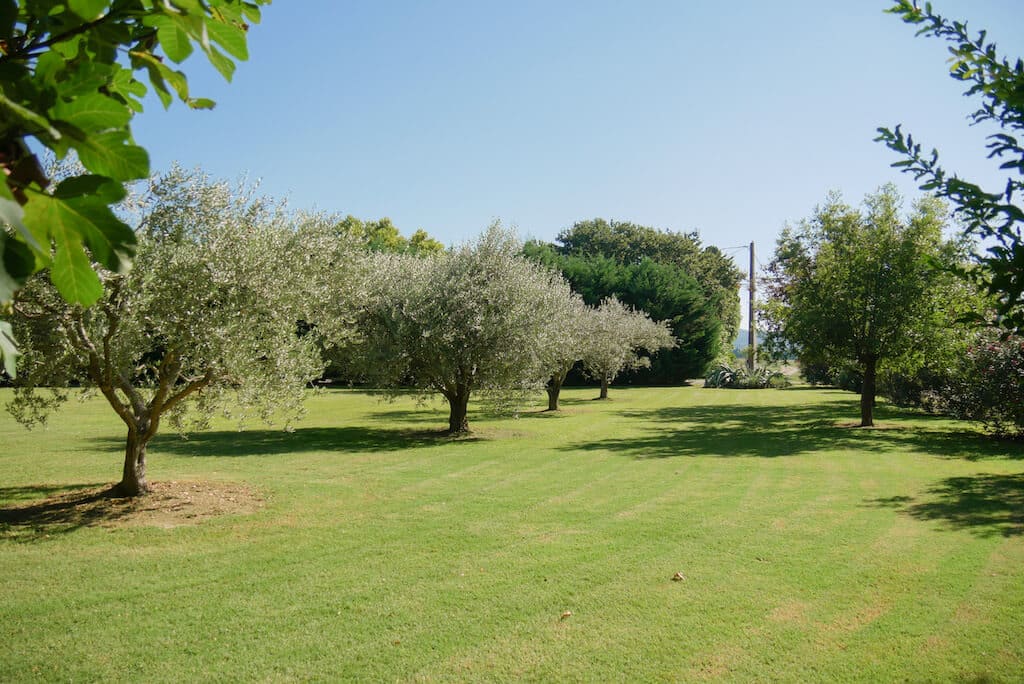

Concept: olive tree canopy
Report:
left=581, top=296, right=676, bottom=400
left=8, top=168, right=328, bottom=495
left=350, top=223, right=577, bottom=433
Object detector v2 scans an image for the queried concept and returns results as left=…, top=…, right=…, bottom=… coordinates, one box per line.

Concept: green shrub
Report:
left=880, top=366, right=951, bottom=409
left=924, top=331, right=1024, bottom=438
left=705, top=364, right=789, bottom=389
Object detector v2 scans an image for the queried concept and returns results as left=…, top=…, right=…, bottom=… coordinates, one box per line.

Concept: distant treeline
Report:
left=523, top=219, right=742, bottom=384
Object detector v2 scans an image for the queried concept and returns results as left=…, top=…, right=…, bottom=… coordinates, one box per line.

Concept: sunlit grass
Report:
left=1, top=386, right=1022, bottom=681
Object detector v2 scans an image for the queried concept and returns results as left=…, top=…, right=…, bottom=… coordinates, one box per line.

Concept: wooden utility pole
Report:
left=747, top=241, right=756, bottom=371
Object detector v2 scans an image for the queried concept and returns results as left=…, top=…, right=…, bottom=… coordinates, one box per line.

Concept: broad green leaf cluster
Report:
left=0, top=0, right=268, bottom=374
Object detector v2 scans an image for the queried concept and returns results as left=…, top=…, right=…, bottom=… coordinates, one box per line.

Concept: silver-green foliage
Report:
left=539, top=293, right=592, bottom=410
left=351, top=223, right=576, bottom=432
left=581, top=296, right=677, bottom=398
left=8, top=167, right=326, bottom=493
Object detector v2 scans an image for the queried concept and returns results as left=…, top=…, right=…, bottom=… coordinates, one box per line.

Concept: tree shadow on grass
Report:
left=558, top=401, right=1024, bottom=460
left=370, top=408, right=446, bottom=423
left=0, top=483, right=106, bottom=504
left=0, top=484, right=129, bottom=541
left=87, top=426, right=480, bottom=459
left=867, top=473, right=1024, bottom=537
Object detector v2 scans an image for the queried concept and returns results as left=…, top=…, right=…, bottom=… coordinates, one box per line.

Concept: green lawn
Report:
left=1, top=386, right=1022, bottom=682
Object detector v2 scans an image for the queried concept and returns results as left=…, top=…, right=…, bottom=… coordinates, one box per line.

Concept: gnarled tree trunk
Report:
left=115, top=427, right=151, bottom=497
left=598, top=375, right=610, bottom=400
left=860, top=356, right=877, bottom=427
left=446, top=385, right=471, bottom=434
left=546, top=375, right=563, bottom=411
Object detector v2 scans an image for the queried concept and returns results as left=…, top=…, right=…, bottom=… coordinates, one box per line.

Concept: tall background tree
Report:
left=8, top=167, right=326, bottom=496
left=0, top=0, right=269, bottom=374
left=763, top=186, right=955, bottom=426
left=332, top=215, right=444, bottom=255
left=878, top=0, right=1024, bottom=334
left=524, top=218, right=739, bottom=383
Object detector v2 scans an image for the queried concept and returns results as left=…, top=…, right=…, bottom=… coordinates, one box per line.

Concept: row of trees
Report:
left=345, top=229, right=675, bottom=431
left=8, top=169, right=676, bottom=495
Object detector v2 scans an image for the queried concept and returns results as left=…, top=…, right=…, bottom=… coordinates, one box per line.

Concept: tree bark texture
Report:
left=447, top=388, right=471, bottom=434
left=599, top=376, right=609, bottom=400
left=546, top=376, right=562, bottom=411
left=860, top=356, right=877, bottom=427
left=115, top=428, right=150, bottom=496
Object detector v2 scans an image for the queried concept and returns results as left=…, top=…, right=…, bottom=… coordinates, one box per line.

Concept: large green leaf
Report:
left=72, top=131, right=149, bottom=181
left=241, top=2, right=263, bottom=23
left=206, top=19, right=248, bottom=61
left=54, top=174, right=127, bottom=204
left=50, top=225, right=103, bottom=305
left=63, top=196, right=136, bottom=272
left=0, top=92, right=61, bottom=141
left=0, top=232, right=35, bottom=304
left=50, top=92, right=131, bottom=133
left=23, top=191, right=135, bottom=275
left=68, top=0, right=108, bottom=20
left=153, top=15, right=194, bottom=63
left=0, top=182, right=43, bottom=254
left=130, top=50, right=186, bottom=108
left=204, top=46, right=236, bottom=82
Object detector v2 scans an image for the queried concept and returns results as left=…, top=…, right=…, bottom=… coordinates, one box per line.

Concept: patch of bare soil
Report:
left=0, top=481, right=263, bottom=537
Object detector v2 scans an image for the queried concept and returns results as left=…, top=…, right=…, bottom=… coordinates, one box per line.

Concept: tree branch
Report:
left=159, top=368, right=214, bottom=416
left=2, top=10, right=120, bottom=64
left=66, top=310, right=135, bottom=428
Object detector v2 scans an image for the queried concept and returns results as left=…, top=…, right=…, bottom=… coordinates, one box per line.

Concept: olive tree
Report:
left=8, top=168, right=326, bottom=496
left=581, top=296, right=676, bottom=400
left=538, top=292, right=591, bottom=411
left=351, top=223, right=576, bottom=433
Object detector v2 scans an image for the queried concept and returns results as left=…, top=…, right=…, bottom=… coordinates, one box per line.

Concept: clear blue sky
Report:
left=132, top=0, right=1024, bottom=322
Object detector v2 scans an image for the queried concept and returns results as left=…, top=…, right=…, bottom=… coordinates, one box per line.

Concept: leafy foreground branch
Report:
left=878, top=0, right=1024, bottom=333
left=0, top=0, right=269, bottom=375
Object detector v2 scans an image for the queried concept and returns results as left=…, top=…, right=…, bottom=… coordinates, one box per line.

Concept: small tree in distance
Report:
left=581, top=296, right=676, bottom=400
left=538, top=293, right=592, bottom=411
left=350, top=223, right=576, bottom=433
left=8, top=168, right=327, bottom=496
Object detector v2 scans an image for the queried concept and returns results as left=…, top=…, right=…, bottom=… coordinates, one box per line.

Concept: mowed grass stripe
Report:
left=1, top=386, right=1022, bottom=682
